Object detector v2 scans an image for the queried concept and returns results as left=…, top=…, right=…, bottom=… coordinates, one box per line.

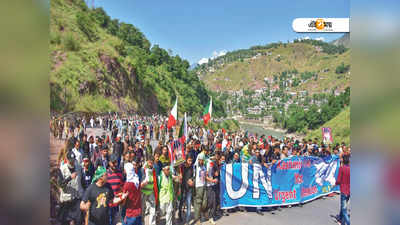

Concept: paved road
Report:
left=145, top=194, right=340, bottom=225
left=213, top=195, right=340, bottom=225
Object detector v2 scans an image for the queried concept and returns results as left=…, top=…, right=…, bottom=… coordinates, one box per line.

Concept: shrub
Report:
left=76, top=12, right=99, bottom=42
left=50, top=32, right=61, bottom=45
left=335, top=62, right=350, bottom=74
left=63, top=33, right=80, bottom=51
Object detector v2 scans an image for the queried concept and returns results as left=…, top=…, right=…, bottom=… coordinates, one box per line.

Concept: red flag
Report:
left=167, top=99, right=178, bottom=129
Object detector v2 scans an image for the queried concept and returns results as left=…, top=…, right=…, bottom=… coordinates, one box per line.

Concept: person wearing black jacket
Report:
left=94, top=146, right=109, bottom=170
left=178, top=156, right=194, bottom=224
left=81, top=154, right=95, bottom=191
left=80, top=134, right=90, bottom=156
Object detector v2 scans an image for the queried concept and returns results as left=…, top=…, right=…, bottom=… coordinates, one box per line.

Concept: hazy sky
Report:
left=95, top=0, right=349, bottom=64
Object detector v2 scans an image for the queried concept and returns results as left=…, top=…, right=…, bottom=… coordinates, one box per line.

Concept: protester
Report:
left=114, top=134, right=124, bottom=168
left=71, top=140, right=83, bottom=166
left=335, top=154, right=350, bottom=225
left=140, top=157, right=157, bottom=225
left=80, top=166, right=127, bottom=225
left=81, top=154, right=95, bottom=191
left=57, top=151, right=83, bottom=225
left=123, top=161, right=142, bottom=225
left=51, top=113, right=350, bottom=225
left=193, top=152, right=207, bottom=225
left=179, top=156, right=194, bottom=225
left=107, top=154, right=125, bottom=225
left=205, top=155, right=219, bottom=224
left=158, top=165, right=179, bottom=225
left=95, top=146, right=110, bottom=170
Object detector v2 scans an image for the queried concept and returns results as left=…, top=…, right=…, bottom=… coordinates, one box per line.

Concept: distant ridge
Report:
left=331, top=33, right=350, bottom=48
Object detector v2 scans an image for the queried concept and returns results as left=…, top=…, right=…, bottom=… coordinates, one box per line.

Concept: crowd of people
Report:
left=50, top=113, right=351, bottom=225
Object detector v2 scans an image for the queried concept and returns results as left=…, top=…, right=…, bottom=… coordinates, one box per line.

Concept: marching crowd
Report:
left=50, top=114, right=351, bottom=225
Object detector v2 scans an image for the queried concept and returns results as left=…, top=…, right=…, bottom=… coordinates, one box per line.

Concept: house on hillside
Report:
left=247, top=106, right=262, bottom=115
left=255, top=89, right=263, bottom=96
left=299, top=90, right=307, bottom=97
left=315, top=46, right=323, bottom=52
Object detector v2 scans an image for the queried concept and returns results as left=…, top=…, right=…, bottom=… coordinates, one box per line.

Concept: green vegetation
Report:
left=293, top=39, right=348, bottom=55
left=335, top=62, right=350, bottom=74
left=273, top=87, right=350, bottom=133
left=50, top=0, right=225, bottom=117
left=305, top=107, right=350, bottom=145
left=197, top=39, right=350, bottom=93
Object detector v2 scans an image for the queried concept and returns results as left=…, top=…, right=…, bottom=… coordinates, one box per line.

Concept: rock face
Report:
left=50, top=0, right=219, bottom=116
left=331, top=33, right=350, bottom=48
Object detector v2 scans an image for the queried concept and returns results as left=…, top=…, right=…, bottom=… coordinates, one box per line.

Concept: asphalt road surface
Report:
left=211, top=195, right=340, bottom=225
left=148, top=194, right=341, bottom=225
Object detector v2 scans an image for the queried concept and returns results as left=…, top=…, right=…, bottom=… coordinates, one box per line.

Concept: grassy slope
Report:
left=201, top=42, right=350, bottom=94
left=50, top=0, right=126, bottom=112
left=305, top=107, right=350, bottom=145
left=50, top=0, right=212, bottom=116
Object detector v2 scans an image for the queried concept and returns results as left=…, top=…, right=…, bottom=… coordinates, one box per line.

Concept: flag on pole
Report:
left=167, top=98, right=178, bottom=129
left=178, top=113, right=188, bottom=159
left=203, top=97, right=212, bottom=125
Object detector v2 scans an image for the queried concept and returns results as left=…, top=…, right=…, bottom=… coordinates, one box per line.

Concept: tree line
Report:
left=273, top=87, right=350, bottom=133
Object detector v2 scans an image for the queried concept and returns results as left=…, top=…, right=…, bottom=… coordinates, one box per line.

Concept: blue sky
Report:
left=94, top=0, right=349, bottom=64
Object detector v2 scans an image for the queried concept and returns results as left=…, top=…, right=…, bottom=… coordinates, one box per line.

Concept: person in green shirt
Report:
left=140, top=157, right=157, bottom=225
left=158, top=164, right=180, bottom=225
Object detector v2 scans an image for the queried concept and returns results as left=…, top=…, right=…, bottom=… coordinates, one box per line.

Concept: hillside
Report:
left=305, top=107, right=350, bottom=145
left=196, top=40, right=350, bottom=94
left=50, top=0, right=225, bottom=117
left=331, top=33, right=350, bottom=48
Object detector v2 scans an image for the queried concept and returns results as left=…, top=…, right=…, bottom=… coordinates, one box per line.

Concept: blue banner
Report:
left=220, top=156, right=340, bottom=208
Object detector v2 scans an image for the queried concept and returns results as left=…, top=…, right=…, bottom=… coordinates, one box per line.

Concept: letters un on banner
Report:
left=220, top=156, right=340, bottom=209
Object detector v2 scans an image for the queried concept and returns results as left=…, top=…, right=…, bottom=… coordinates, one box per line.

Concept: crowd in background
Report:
left=50, top=113, right=351, bottom=225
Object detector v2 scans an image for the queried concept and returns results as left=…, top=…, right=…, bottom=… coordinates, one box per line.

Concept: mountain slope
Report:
left=331, top=33, right=350, bottom=48
left=305, top=107, right=350, bottom=145
left=50, top=0, right=225, bottom=117
left=196, top=40, right=350, bottom=94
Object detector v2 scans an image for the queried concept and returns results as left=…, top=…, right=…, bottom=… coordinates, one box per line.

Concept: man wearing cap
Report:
left=158, top=164, right=180, bottom=225
left=57, top=151, right=83, bottom=225
left=81, top=154, right=95, bottom=191
left=80, top=166, right=128, bottom=225
left=193, top=152, right=207, bottom=225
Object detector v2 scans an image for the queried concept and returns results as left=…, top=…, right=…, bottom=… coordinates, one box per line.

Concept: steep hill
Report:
left=50, top=0, right=225, bottom=117
left=331, top=33, right=350, bottom=48
left=196, top=40, right=350, bottom=94
left=305, top=107, right=350, bottom=145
